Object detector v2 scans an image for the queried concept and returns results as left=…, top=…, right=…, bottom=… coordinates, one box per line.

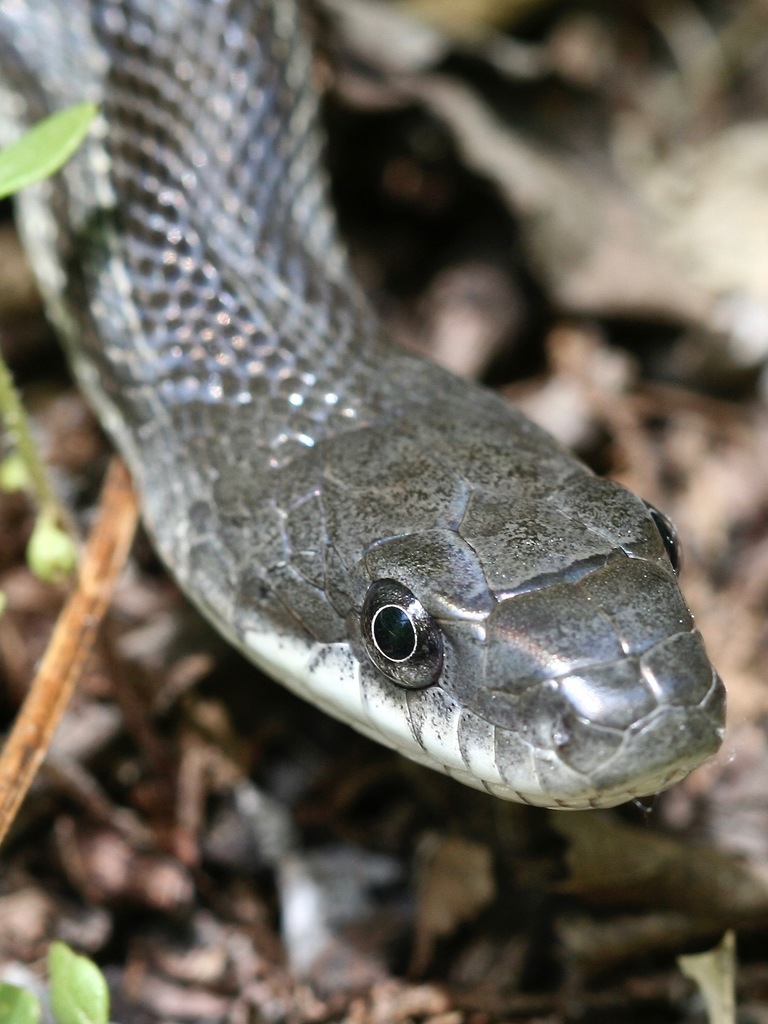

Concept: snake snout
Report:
left=553, top=631, right=726, bottom=796
left=469, top=558, right=726, bottom=807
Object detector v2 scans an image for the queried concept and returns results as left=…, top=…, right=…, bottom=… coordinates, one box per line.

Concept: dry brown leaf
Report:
left=411, top=832, right=495, bottom=974
left=405, top=75, right=712, bottom=323
left=678, top=931, right=737, bottom=1024
left=552, top=811, right=768, bottom=920
left=400, top=0, right=551, bottom=37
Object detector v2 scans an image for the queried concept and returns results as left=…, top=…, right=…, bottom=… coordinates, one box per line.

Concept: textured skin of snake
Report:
left=0, top=0, right=725, bottom=807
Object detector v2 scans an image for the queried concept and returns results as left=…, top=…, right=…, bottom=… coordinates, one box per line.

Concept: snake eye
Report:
left=361, top=579, right=443, bottom=689
left=645, top=502, right=682, bottom=574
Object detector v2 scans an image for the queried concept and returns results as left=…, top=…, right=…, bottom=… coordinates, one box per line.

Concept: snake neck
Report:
left=2, top=0, right=385, bottom=442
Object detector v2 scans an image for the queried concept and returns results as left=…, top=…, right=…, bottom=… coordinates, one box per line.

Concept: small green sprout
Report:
left=0, top=102, right=97, bottom=596
left=0, top=452, right=31, bottom=493
left=26, top=512, right=78, bottom=584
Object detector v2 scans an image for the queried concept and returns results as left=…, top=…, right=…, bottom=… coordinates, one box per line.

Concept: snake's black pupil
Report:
left=373, top=606, right=416, bottom=661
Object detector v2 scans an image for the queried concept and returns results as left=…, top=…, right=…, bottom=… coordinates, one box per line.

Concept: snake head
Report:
left=306, top=382, right=726, bottom=809
left=153, top=358, right=724, bottom=810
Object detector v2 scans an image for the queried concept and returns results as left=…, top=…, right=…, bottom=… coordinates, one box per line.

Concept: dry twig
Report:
left=0, top=458, right=139, bottom=846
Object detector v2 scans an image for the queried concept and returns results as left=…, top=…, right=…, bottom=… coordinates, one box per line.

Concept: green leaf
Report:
left=0, top=102, right=98, bottom=201
left=48, top=942, right=109, bottom=1024
left=0, top=982, right=41, bottom=1024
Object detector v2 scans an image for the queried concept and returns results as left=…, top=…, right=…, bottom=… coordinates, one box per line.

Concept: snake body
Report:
left=0, top=0, right=724, bottom=808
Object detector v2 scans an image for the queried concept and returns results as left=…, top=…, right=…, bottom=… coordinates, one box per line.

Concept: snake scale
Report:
left=0, top=0, right=725, bottom=808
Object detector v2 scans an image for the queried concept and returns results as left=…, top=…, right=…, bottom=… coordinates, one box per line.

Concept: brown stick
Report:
left=0, top=457, right=139, bottom=847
